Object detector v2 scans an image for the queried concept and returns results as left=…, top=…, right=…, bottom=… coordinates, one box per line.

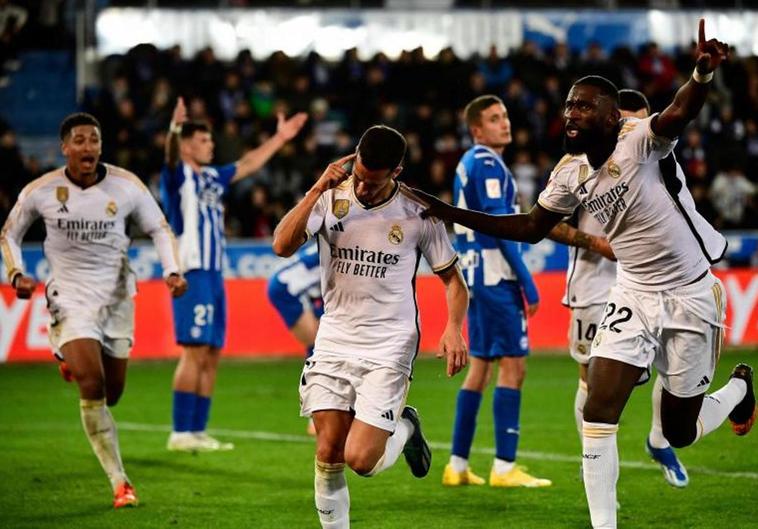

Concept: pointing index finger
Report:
left=334, top=152, right=357, bottom=166
left=698, top=18, right=705, bottom=46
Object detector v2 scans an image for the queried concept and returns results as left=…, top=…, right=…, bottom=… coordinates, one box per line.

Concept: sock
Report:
left=80, top=398, right=128, bottom=491
left=449, top=454, right=468, bottom=473
left=367, top=417, right=412, bottom=476
left=648, top=376, right=669, bottom=449
left=315, top=460, right=350, bottom=528
left=306, top=346, right=315, bottom=358
left=695, top=378, right=747, bottom=442
left=172, top=391, right=197, bottom=433
left=493, top=386, right=520, bottom=462
left=450, top=389, right=482, bottom=459
left=574, top=379, right=588, bottom=441
left=582, top=421, right=619, bottom=529
left=192, top=396, right=212, bottom=433
left=493, top=458, right=515, bottom=474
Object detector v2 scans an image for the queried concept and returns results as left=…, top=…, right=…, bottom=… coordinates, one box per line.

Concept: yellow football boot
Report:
left=442, top=463, right=485, bottom=486
left=489, top=465, right=552, bottom=488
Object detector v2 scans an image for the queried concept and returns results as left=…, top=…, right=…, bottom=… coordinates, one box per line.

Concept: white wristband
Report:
left=169, top=122, right=182, bottom=134
left=693, top=68, right=713, bottom=84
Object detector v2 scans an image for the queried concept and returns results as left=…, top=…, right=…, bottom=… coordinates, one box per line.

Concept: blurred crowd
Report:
left=1, top=38, right=757, bottom=240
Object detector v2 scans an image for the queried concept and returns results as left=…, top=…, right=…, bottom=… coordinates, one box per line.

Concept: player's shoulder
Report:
left=549, top=153, right=587, bottom=181
left=105, top=163, right=149, bottom=193
left=397, top=182, right=429, bottom=214
left=617, top=115, right=656, bottom=141
left=20, top=167, right=65, bottom=197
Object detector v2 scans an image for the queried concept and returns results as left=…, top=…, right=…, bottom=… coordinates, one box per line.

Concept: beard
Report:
left=563, top=129, right=598, bottom=154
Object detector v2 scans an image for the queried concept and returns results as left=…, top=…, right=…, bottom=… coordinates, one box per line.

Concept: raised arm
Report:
left=165, top=97, right=187, bottom=170
left=548, top=222, right=615, bottom=261
left=652, top=19, right=728, bottom=140
left=272, top=153, right=355, bottom=257
left=411, top=187, right=564, bottom=244
left=233, top=111, right=308, bottom=183
left=436, top=265, right=469, bottom=378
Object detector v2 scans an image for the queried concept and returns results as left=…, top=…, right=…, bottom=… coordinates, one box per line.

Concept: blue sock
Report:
left=172, top=391, right=197, bottom=433
left=305, top=346, right=314, bottom=359
left=494, top=387, right=521, bottom=462
left=451, top=389, right=483, bottom=459
left=192, top=396, right=212, bottom=433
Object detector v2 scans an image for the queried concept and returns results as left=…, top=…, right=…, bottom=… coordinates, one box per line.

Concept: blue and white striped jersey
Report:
left=453, top=144, right=538, bottom=303
left=160, top=161, right=236, bottom=272
left=270, top=242, right=322, bottom=300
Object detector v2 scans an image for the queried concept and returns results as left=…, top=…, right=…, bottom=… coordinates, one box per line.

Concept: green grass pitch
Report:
left=1, top=351, right=756, bottom=528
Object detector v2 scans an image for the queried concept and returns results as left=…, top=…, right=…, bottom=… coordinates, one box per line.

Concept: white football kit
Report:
left=299, top=180, right=458, bottom=431
left=0, top=163, right=181, bottom=357
left=539, top=116, right=727, bottom=397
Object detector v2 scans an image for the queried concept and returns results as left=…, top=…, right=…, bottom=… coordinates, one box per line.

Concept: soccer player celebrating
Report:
left=442, top=95, right=551, bottom=488
left=273, top=125, right=469, bottom=529
left=562, top=87, right=688, bottom=489
left=162, top=97, right=307, bottom=452
left=410, top=20, right=755, bottom=529
left=0, top=112, right=187, bottom=508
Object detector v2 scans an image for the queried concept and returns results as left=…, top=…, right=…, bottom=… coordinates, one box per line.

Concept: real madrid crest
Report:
left=607, top=160, right=621, bottom=179
left=333, top=199, right=350, bottom=219
left=388, top=224, right=403, bottom=245
left=106, top=200, right=118, bottom=217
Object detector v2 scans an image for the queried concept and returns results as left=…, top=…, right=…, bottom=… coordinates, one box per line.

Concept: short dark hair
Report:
left=357, top=125, right=407, bottom=171
left=59, top=112, right=100, bottom=140
left=464, top=95, right=504, bottom=126
left=618, top=89, right=651, bottom=114
left=573, top=75, right=619, bottom=104
left=180, top=121, right=211, bottom=139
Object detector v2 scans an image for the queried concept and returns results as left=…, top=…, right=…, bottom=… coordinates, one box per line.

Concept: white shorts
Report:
left=590, top=272, right=726, bottom=398
left=569, top=304, right=605, bottom=365
left=47, top=289, right=135, bottom=360
left=299, top=355, right=410, bottom=432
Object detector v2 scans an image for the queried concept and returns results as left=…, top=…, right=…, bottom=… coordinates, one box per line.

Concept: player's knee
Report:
left=583, top=393, right=621, bottom=424
left=77, top=374, right=106, bottom=400
left=662, top=423, right=696, bottom=448
left=345, top=451, right=379, bottom=477
left=316, top=443, right=344, bottom=465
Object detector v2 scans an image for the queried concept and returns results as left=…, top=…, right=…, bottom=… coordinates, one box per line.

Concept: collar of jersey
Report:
left=64, top=163, right=107, bottom=189
left=350, top=180, right=400, bottom=211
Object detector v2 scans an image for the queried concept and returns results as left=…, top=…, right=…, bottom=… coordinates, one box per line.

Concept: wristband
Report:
left=692, top=68, right=713, bottom=84
left=169, top=122, right=182, bottom=135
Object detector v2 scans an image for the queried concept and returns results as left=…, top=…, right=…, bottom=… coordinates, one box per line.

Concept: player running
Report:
left=0, top=112, right=187, bottom=508
left=273, top=125, right=468, bottom=529
left=409, top=20, right=754, bottom=529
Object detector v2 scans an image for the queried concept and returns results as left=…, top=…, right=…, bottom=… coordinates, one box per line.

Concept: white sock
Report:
left=80, top=398, right=128, bottom=491
left=574, top=379, right=588, bottom=441
left=582, top=421, right=619, bottom=529
left=449, top=454, right=468, bottom=472
left=315, top=460, right=350, bottom=529
left=367, top=417, right=413, bottom=476
left=695, top=378, right=747, bottom=442
left=648, top=376, right=669, bottom=449
left=493, top=458, right=515, bottom=475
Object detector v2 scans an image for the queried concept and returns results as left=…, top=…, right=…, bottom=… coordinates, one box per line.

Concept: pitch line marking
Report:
left=117, top=422, right=758, bottom=481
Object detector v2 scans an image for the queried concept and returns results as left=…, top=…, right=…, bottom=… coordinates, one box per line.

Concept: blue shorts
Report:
left=468, top=281, right=529, bottom=359
left=267, top=277, right=324, bottom=328
left=172, top=269, right=226, bottom=348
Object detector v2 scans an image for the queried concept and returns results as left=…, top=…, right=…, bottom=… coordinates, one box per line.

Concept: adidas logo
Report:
left=329, top=222, right=345, bottom=232
left=380, top=409, right=394, bottom=421
left=57, top=205, right=69, bottom=214
left=696, top=375, right=711, bottom=388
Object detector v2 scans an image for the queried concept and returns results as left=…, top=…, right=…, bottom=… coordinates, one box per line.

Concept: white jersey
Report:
left=562, top=171, right=617, bottom=308
left=306, top=180, right=458, bottom=375
left=1, top=163, right=181, bottom=308
left=539, top=115, right=726, bottom=292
